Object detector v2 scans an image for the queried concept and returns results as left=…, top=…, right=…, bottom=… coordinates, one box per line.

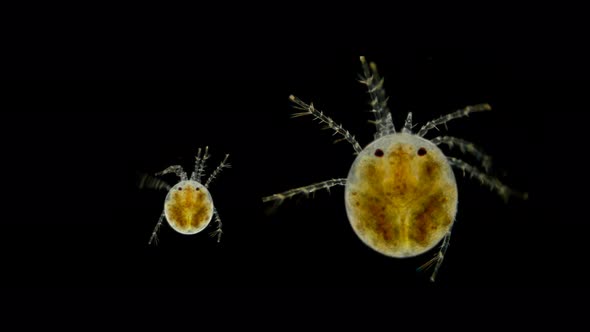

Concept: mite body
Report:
left=164, top=181, right=214, bottom=235
left=140, top=147, right=230, bottom=245
left=345, top=133, right=457, bottom=258
left=263, top=57, right=526, bottom=281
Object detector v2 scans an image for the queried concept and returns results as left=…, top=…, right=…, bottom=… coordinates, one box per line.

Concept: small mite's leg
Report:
left=418, top=226, right=453, bottom=282
left=137, top=172, right=172, bottom=191
left=402, top=112, right=413, bottom=134
left=448, top=157, right=528, bottom=202
left=204, top=154, right=231, bottom=188
left=289, top=95, right=363, bottom=154
left=358, top=56, right=396, bottom=138
left=262, top=178, right=347, bottom=204
left=191, top=146, right=210, bottom=182
left=209, top=208, right=223, bottom=243
left=431, top=136, right=493, bottom=172
left=148, top=210, right=166, bottom=246
left=156, top=165, right=188, bottom=181
left=417, top=104, right=492, bottom=137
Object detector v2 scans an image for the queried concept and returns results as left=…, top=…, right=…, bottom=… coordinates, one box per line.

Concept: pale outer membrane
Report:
left=164, top=180, right=214, bottom=235
left=344, top=133, right=458, bottom=258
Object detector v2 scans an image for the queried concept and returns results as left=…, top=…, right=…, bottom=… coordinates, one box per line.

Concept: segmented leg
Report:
left=290, top=95, right=363, bottom=154
left=148, top=211, right=166, bottom=246
left=417, top=104, right=491, bottom=137
left=447, top=157, right=528, bottom=202
left=209, top=208, right=223, bottom=243
left=205, top=154, right=230, bottom=188
left=156, top=165, right=188, bottom=181
left=191, top=146, right=210, bottom=182
left=262, top=178, right=347, bottom=203
left=417, top=226, right=453, bottom=282
left=137, top=172, right=172, bottom=191
left=431, top=136, right=493, bottom=172
left=402, top=112, right=413, bottom=134
left=359, top=56, right=395, bottom=138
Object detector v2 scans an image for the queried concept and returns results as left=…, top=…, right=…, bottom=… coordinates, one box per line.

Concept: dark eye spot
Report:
left=418, top=148, right=427, bottom=156
left=196, top=187, right=200, bottom=191
left=178, top=187, right=182, bottom=190
left=375, top=149, right=384, bottom=157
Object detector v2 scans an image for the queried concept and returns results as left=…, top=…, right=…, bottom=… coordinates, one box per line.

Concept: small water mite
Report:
left=139, top=147, right=230, bottom=245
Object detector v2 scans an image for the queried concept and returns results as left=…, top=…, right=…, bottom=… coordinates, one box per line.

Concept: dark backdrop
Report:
left=0, top=45, right=578, bottom=289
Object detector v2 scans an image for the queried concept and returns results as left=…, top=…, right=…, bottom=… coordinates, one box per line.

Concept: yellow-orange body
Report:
left=345, top=133, right=458, bottom=257
left=164, top=180, right=214, bottom=235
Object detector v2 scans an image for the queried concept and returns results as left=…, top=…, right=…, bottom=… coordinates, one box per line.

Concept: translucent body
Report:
left=164, top=180, right=214, bottom=235
left=345, top=133, right=458, bottom=258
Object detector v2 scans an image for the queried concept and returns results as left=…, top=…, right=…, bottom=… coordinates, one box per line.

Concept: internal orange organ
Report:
left=346, top=143, right=457, bottom=257
left=165, top=186, right=212, bottom=233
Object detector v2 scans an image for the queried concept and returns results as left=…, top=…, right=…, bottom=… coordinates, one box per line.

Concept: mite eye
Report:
left=178, top=187, right=183, bottom=190
left=375, top=149, right=384, bottom=157
left=196, top=187, right=200, bottom=191
left=417, top=148, right=427, bottom=156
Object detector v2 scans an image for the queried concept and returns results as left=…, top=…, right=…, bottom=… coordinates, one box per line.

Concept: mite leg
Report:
left=137, top=172, right=172, bottom=191
left=417, top=104, right=491, bottom=137
left=262, top=178, right=347, bottom=204
left=156, top=165, right=188, bottom=181
left=191, top=146, right=210, bottom=182
left=431, top=136, right=493, bottom=172
left=290, top=95, right=363, bottom=154
left=418, top=226, right=453, bottom=282
left=148, top=210, right=166, bottom=246
left=359, top=56, right=396, bottom=138
left=209, top=208, right=223, bottom=243
left=448, top=157, right=528, bottom=202
left=204, top=154, right=231, bottom=188
left=402, top=112, right=413, bottom=134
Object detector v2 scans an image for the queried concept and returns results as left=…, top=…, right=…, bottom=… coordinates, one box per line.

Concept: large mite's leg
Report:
left=148, top=211, right=166, bottom=246
left=290, top=95, right=362, bottom=154
left=359, top=56, right=396, bottom=138
left=448, top=157, right=528, bottom=202
left=190, top=146, right=210, bottom=182
left=262, top=178, right=347, bottom=204
left=417, top=104, right=492, bottom=137
left=205, top=154, right=230, bottom=188
left=418, top=226, right=453, bottom=282
left=156, top=165, right=188, bottom=181
left=431, top=136, right=493, bottom=172
left=209, top=208, right=223, bottom=243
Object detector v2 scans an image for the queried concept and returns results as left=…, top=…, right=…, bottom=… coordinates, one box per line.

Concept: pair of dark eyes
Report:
left=374, top=148, right=427, bottom=157
left=177, top=187, right=200, bottom=191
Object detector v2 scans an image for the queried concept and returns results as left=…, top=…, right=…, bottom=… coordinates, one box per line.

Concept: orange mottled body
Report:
left=345, top=133, right=458, bottom=257
left=164, top=180, right=214, bottom=235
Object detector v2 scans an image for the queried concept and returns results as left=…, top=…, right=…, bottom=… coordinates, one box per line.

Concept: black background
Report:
left=1, top=35, right=583, bottom=290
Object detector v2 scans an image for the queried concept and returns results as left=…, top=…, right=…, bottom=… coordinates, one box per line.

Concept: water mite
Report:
left=263, top=57, right=527, bottom=281
left=139, top=147, right=230, bottom=245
